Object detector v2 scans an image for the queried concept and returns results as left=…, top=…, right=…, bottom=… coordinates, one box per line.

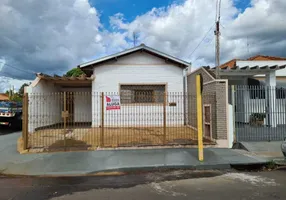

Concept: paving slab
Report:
left=0, top=132, right=269, bottom=176
left=233, top=141, right=284, bottom=160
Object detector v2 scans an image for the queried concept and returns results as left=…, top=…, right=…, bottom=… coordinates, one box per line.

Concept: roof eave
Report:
left=79, top=45, right=190, bottom=69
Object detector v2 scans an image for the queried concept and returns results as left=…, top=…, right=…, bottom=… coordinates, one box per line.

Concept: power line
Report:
left=0, top=61, right=35, bottom=75
left=188, top=23, right=215, bottom=58
left=193, top=36, right=215, bottom=63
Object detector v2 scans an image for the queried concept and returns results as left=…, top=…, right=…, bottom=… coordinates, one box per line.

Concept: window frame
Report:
left=119, top=83, right=167, bottom=105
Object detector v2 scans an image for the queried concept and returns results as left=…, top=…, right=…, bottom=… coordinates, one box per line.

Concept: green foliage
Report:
left=4, top=83, right=30, bottom=102
left=66, top=68, right=85, bottom=77
left=265, top=161, right=277, bottom=170
left=10, top=93, right=22, bottom=102
left=250, top=113, right=266, bottom=126
left=251, top=113, right=266, bottom=121
left=18, top=83, right=29, bottom=98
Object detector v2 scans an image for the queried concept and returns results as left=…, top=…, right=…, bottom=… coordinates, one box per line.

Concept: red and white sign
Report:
left=105, top=95, right=120, bottom=110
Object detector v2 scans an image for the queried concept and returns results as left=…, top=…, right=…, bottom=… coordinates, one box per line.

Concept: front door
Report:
left=66, top=92, right=74, bottom=126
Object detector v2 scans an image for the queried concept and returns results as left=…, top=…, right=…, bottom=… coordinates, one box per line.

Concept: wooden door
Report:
left=203, top=104, right=212, bottom=138
left=66, top=92, right=74, bottom=125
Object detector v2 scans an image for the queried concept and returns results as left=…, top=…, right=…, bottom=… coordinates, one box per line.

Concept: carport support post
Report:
left=22, top=93, right=28, bottom=150
left=100, top=92, right=104, bottom=147
left=196, top=75, right=204, bottom=161
left=163, top=92, right=167, bottom=144
left=265, top=72, right=276, bottom=127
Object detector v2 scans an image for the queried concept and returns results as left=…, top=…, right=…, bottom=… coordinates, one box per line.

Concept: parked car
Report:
left=0, top=101, right=22, bottom=128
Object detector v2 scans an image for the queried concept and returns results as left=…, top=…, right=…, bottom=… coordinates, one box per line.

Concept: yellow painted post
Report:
left=196, top=75, right=204, bottom=161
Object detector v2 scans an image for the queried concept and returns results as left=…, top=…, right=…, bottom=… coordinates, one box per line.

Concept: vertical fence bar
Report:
left=163, top=92, right=167, bottom=144
left=63, top=92, right=67, bottom=150
left=231, top=85, right=236, bottom=142
left=100, top=92, right=104, bottom=147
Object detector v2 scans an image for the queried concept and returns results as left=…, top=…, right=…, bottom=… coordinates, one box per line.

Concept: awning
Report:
left=211, top=61, right=286, bottom=76
left=219, top=61, right=286, bottom=71
left=36, top=73, right=95, bottom=86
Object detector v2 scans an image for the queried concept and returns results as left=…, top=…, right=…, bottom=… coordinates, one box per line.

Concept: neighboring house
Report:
left=219, top=55, right=286, bottom=87
left=26, top=44, right=191, bottom=132
left=217, top=55, right=286, bottom=127
left=0, top=93, right=9, bottom=101
left=189, top=55, right=286, bottom=143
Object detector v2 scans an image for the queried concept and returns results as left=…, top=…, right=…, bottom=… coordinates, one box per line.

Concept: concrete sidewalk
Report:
left=0, top=132, right=269, bottom=176
left=233, top=141, right=284, bottom=160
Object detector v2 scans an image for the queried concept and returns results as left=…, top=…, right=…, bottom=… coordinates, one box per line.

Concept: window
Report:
left=120, top=85, right=165, bottom=104
left=276, top=87, right=286, bottom=99
left=249, top=87, right=265, bottom=99
left=249, top=86, right=286, bottom=99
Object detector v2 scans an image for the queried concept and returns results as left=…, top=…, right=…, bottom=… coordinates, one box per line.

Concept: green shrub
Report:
left=250, top=113, right=266, bottom=121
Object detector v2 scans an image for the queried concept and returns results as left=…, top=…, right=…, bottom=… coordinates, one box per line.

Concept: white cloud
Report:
left=0, top=76, right=29, bottom=93
left=1, top=0, right=286, bottom=92
left=110, top=0, right=286, bottom=68
left=110, top=0, right=239, bottom=66
left=0, top=0, right=127, bottom=80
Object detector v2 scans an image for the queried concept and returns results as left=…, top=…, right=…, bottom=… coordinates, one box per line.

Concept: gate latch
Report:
left=62, top=111, right=69, bottom=118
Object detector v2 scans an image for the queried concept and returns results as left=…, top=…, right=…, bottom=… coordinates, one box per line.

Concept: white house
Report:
left=26, top=44, right=191, bottom=132
left=216, top=56, right=286, bottom=127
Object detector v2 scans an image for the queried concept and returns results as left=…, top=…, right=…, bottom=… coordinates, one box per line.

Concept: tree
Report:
left=10, top=94, right=22, bottom=102
left=66, top=68, right=85, bottom=77
left=18, top=83, right=29, bottom=98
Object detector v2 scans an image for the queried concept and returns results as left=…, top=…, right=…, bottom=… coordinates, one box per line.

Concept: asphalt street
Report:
left=0, top=169, right=286, bottom=200
left=0, top=125, right=21, bottom=135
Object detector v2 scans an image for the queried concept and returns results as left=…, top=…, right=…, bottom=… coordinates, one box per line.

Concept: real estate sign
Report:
left=105, top=95, right=120, bottom=110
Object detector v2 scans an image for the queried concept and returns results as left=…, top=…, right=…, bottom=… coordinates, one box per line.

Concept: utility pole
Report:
left=215, top=0, right=221, bottom=79
left=133, top=31, right=138, bottom=47
left=247, top=36, right=250, bottom=56
left=9, top=85, right=12, bottom=100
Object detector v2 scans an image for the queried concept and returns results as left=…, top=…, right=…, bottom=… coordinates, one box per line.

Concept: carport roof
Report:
left=36, top=73, right=94, bottom=86
left=36, top=73, right=94, bottom=81
left=208, top=61, right=286, bottom=76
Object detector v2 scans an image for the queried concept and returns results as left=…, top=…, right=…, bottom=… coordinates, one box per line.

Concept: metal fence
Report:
left=21, top=91, right=216, bottom=151
left=232, top=85, right=286, bottom=141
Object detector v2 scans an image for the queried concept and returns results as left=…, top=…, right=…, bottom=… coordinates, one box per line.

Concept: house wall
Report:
left=91, top=51, right=185, bottom=126
left=27, top=79, right=92, bottom=132
left=60, top=88, right=92, bottom=123
left=187, top=67, right=215, bottom=130
left=27, top=79, right=61, bottom=132
left=187, top=67, right=229, bottom=147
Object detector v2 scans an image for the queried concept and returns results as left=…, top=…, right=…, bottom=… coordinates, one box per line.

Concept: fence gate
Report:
left=233, top=85, right=286, bottom=142
left=25, top=92, right=93, bottom=151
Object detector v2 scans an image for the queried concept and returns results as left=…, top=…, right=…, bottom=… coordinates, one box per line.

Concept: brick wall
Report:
left=187, top=67, right=228, bottom=140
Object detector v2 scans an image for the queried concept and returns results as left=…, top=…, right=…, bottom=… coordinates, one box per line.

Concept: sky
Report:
left=0, top=0, right=286, bottom=92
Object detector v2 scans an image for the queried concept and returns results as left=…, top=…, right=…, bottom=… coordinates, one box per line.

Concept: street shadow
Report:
left=0, top=125, right=22, bottom=136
